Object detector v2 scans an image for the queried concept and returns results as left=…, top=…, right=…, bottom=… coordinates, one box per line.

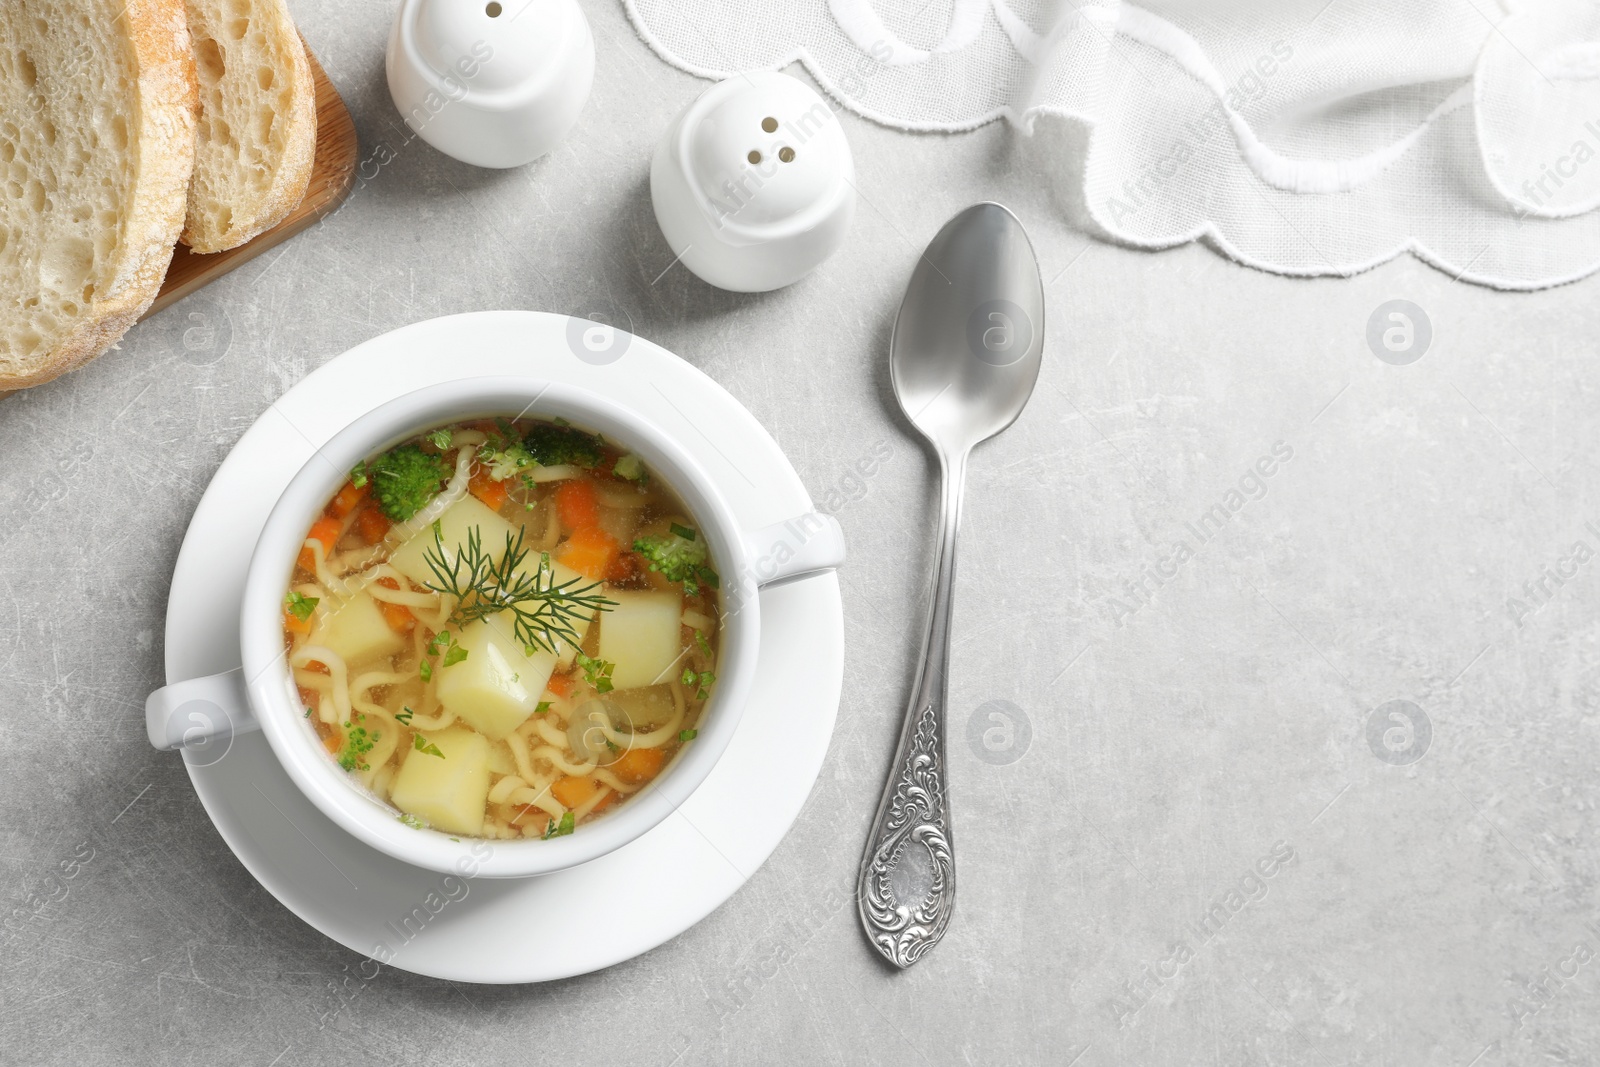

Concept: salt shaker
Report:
left=651, top=71, right=856, bottom=292
left=386, top=0, right=595, bottom=169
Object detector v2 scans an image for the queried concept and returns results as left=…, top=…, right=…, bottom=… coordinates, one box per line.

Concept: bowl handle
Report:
left=145, top=667, right=259, bottom=751
left=744, top=512, right=846, bottom=589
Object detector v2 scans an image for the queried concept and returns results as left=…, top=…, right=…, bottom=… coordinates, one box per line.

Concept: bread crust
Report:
left=0, top=0, right=198, bottom=390
left=179, top=0, right=317, bottom=253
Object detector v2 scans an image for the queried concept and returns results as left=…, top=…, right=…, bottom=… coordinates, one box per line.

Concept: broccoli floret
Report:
left=523, top=423, right=603, bottom=468
left=634, top=524, right=720, bottom=595
left=360, top=444, right=450, bottom=522
left=479, top=439, right=536, bottom=481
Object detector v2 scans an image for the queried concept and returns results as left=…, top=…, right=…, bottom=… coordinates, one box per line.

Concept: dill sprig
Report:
left=421, top=525, right=614, bottom=655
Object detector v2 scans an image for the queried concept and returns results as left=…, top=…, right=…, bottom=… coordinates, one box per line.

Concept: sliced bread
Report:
left=0, top=0, right=198, bottom=389
left=180, top=0, right=316, bottom=254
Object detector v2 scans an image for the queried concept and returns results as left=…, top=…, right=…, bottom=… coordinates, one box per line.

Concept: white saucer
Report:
left=163, top=312, right=843, bottom=983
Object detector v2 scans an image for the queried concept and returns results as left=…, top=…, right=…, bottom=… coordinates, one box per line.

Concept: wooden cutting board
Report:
left=142, top=43, right=358, bottom=319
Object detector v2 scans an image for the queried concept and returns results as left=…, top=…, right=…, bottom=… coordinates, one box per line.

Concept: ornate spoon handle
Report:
left=856, top=448, right=966, bottom=968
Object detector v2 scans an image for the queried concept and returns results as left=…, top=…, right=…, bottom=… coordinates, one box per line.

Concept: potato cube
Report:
left=389, top=495, right=519, bottom=590
left=600, top=590, right=684, bottom=690
left=309, top=590, right=403, bottom=665
left=436, top=617, right=559, bottom=740
left=389, top=726, right=491, bottom=836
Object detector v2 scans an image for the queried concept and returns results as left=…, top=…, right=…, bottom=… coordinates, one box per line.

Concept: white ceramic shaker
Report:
left=386, top=0, right=594, bottom=168
left=651, top=71, right=856, bottom=292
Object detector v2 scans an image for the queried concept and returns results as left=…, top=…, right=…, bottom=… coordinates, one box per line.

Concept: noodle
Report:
left=508, top=786, right=564, bottom=822
left=524, top=716, right=569, bottom=749
left=538, top=499, right=559, bottom=551
left=364, top=568, right=445, bottom=610
left=593, top=768, right=640, bottom=794
left=527, top=463, right=579, bottom=483
left=487, top=775, right=526, bottom=805
left=506, top=731, right=541, bottom=783
left=531, top=744, right=599, bottom=778
left=291, top=645, right=351, bottom=722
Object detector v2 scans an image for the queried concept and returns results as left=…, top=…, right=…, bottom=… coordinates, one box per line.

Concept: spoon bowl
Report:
left=890, top=203, right=1046, bottom=453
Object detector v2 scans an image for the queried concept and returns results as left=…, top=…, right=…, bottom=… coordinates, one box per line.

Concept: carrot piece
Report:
left=355, top=505, right=391, bottom=545
left=554, top=480, right=601, bottom=531
left=611, top=746, right=664, bottom=785
left=374, top=578, right=415, bottom=634
left=468, top=466, right=509, bottom=512
left=546, top=672, right=575, bottom=699
left=283, top=609, right=312, bottom=636
left=592, top=790, right=616, bottom=813
left=328, top=480, right=368, bottom=519
left=550, top=776, right=600, bottom=809
left=297, top=515, right=343, bottom=572
left=606, top=552, right=636, bottom=584
left=303, top=660, right=330, bottom=675
left=556, top=526, right=619, bottom=581
left=321, top=729, right=342, bottom=755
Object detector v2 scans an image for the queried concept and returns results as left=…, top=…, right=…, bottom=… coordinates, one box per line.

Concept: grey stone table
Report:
left=5, top=3, right=1598, bottom=1065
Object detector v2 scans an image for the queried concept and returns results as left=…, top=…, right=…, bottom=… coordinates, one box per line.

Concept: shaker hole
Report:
left=778, top=146, right=795, bottom=162
left=747, top=150, right=762, bottom=164
left=761, top=117, right=778, bottom=133
left=486, top=2, right=502, bottom=15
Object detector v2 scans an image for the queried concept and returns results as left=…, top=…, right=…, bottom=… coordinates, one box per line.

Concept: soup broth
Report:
left=282, top=418, right=721, bottom=840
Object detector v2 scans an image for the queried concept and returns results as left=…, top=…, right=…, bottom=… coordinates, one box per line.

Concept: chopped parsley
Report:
left=426, top=427, right=454, bottom=450
left=304, top=706, right=313, bottom=719
left=542, top=811, right=576, bottom=839
left=534, top=701, right=551, bottom=716
left=575, top=651, right=614, bottom=694
left=681, top=667, right=715, bottom=701
left=337, top=724, right=375, bottom=772
left=413, top=735, right=445, bottom=759
left=396, top=707, right=414, bottom=725
left=694, top=629, right=713, bottom=660
left=398, top=813, right=427, bottom=830
left=419, top=661, right=433, bottom=682
left=427, top=630, right=468, bottom=668
left=284, top=591, right=319, bottom=622
left=634, top=528, right=720, bottom=596
left=679, top=729, right=698, bottom=742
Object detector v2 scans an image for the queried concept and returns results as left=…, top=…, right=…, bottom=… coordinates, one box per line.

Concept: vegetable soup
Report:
left=282, top=418, right=721, bottom=840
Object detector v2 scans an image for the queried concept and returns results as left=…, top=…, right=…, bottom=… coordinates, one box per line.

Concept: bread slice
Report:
left=180, top=0, right=315, bottom=254
left=0, top=0, right=197, bottom=390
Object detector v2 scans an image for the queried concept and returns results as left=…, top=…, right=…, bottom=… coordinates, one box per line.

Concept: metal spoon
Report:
left=857, top=202, right=1045, bottom=968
